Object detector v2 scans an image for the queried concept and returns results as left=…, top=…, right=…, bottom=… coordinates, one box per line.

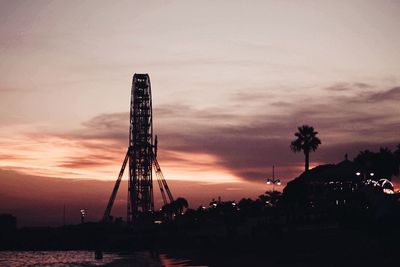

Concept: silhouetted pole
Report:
left=267, top=165, right=281, bottom=191
left=80, top=209, right=85, bottom=224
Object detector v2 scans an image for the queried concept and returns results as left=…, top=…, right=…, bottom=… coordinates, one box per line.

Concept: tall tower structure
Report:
left=128, top=74, right=154, bottom=221
left=102, top=73, right=173, bottom=224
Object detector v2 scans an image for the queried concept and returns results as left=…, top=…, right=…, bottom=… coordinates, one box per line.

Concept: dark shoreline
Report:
left=1, top=217, right=399, bottom=267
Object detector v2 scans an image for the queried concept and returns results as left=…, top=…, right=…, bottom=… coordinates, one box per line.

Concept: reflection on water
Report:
left=0, top=251, right=121, bottom=267
left=159, top=254, right=208, bottom=267
left=0, top=251, right=208, bottom=267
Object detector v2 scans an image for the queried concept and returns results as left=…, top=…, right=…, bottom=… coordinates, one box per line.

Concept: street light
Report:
left=267, top=165, right=281, bottom=191
left=80, top=209, right=85, bottom=224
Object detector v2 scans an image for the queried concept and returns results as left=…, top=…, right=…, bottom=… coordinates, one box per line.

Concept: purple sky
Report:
left=0, top=1, right=399, bottom=190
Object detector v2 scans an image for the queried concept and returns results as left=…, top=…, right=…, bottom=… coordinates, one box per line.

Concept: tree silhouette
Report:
left=259, top=191, right=282, bottom=207
left=161, top=202, right=174, bottom=220
left=290, top=125, right=321, bottom=171
left=354, top=147, right=399, bottom=179
left=395, top=144, right=400, bottom=174
left=174, top=197, right=189, bottom=215
left=161, top=197, right=189, bottom=220
left=378, top=147, right=399, bottom=178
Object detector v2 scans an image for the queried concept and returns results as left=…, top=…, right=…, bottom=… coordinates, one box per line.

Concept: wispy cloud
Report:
left=1, top=82, right=399, bottom=185
left=366, top=86, right=400, bottom=102
left=324, top=82, right=373, bottom=92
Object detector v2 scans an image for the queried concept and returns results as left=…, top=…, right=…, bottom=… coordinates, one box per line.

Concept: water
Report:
left=0, top=251, right=208, bottom=267
left=159, top=254, right=208, bottom=267
left=0, top=251, right=122, bottom=267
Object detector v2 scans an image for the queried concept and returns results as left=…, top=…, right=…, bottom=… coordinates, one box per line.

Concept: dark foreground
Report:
left=164, top=227, right=398, bottom=267
left=1, top=218, right=399, bottom=267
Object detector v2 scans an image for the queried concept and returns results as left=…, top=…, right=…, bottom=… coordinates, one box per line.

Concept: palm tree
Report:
left=290, top=125, right=321, bottom=171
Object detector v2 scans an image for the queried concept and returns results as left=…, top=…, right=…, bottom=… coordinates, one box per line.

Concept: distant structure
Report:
left=281, top=155, right=396, bottom=221
left=103, top=74, right=173, bottom=223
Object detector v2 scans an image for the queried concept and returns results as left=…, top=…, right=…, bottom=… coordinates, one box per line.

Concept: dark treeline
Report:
left=354, top=145, right=400, bottom=179
left=2, top=188, right=400, bottom=266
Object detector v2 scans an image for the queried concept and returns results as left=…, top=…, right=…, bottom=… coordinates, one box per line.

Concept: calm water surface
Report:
left=0, top=251, right=208, bottom=267
left=0, top=251, right=121, bottom=267
left=159, top=254, right=208, bottom=267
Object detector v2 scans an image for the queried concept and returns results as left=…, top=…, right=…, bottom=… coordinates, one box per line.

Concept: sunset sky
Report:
left=1, top=1, right=400, bottom=223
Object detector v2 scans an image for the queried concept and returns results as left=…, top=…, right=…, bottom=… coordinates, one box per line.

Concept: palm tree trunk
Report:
left=305, top=151, right=309, bottom=171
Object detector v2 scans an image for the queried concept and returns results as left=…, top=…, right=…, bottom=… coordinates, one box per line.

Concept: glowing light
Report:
left=383, top=188, right=394, bottom=194
left=80, top=209, right=85, bottom=223
left=356, top=172, right=361, bottom=176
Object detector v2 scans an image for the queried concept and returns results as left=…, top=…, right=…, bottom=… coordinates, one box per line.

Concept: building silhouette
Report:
left=281, top=156, right=397, bottom=222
